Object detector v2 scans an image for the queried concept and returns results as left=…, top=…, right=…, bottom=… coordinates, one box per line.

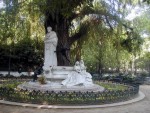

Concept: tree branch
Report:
left=68, top=23, right=88, bottom=46
left=105, top=16, right=113, bottom=30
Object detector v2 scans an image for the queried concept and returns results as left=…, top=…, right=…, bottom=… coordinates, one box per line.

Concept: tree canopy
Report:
left=0, top=0, right=150, bottom=75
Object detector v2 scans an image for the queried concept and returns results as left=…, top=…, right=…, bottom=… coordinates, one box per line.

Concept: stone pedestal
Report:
left=43, top=66, right=74, bottom=82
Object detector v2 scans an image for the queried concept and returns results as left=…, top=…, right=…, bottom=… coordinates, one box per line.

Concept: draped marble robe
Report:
left=43, top=27, right=58, bottom=70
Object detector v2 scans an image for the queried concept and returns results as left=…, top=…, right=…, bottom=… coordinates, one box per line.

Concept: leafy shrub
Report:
left=38, top=75, right=47, bottom=84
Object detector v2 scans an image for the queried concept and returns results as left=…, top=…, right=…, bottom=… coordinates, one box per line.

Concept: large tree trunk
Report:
left=56, top=30, right=71, bottom=66
left=116, top=49, right=120, bottom=73
left=131, top=54, right=135, bottom=76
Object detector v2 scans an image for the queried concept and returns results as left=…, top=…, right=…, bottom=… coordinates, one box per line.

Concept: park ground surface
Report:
left=0, top=85, right=149, bottom=113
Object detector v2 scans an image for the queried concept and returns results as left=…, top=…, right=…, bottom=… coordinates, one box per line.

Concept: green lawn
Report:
left=95, top=81, right=128, bottom=91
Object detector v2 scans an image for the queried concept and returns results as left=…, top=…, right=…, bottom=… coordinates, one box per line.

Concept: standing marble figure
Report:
left=43, top=27, right=58, bottom=70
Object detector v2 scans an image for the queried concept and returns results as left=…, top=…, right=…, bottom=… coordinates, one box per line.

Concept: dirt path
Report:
left=0, top=85, right=149, bottom=113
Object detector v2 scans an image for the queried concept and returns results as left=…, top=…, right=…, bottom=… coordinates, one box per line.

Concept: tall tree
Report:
left=38, top=0, right=125, bottom=66
left=0, top=0, right=142, bottom=67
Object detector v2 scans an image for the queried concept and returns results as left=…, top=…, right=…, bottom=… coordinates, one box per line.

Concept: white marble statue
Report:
left=61, top=61, right=85, bottom=86
left=80, top=60, right=93, bottom=85
left=43, top=27, right=58, bottom=70
left=61, top=60, right=93, bottom=87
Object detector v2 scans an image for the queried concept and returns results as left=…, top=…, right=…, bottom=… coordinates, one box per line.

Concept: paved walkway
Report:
left=0, top=85, right=149, bottom=113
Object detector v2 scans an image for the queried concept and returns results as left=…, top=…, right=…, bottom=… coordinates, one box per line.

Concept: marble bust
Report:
left=43, top=27, right=58, bottom=71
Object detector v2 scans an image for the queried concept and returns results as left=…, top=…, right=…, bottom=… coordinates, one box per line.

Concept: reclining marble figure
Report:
left=61, top=60, right=93, bottom=87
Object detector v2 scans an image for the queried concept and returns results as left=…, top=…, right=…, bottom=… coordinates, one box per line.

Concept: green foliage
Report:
left=95, top=81, right=128, bottom=91
left=0, top=38, right=44, bottom=71
left=1, top=82, right=21, bottom=88
left=137, top=52, right=150, bottom=73
left=143, top=0, right=150, bottom=4
left=121, top=31, right=143, bottom=54
left=81, top=21, right=132, bottom=73
left=0, top=0, right=149, bottom=73
left=0, top=0, right=45, bottom=70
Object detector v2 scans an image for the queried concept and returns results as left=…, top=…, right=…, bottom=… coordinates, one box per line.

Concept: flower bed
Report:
left=0, top=78, right=139, bottom=105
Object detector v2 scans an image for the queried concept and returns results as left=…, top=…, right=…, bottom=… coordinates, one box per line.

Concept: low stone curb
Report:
left=0, top=91, right=145, bottom=109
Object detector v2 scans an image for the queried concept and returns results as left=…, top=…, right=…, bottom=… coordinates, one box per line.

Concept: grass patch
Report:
left=95, top=81, right=128, bottom=91
left=2, top=82, right=22, bottom=88
left=0, top=79, right=24, bottom=88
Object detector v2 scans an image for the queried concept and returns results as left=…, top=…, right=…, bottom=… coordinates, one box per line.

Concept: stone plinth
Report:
left=43, top=66, right=74, bottom=81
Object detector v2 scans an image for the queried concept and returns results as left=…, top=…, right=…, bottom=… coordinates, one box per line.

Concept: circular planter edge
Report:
left=0, top=91, right=145, bottom=109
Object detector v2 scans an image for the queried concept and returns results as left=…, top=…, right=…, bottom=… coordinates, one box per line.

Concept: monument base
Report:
left=43, top=66, right=74, bottom=82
